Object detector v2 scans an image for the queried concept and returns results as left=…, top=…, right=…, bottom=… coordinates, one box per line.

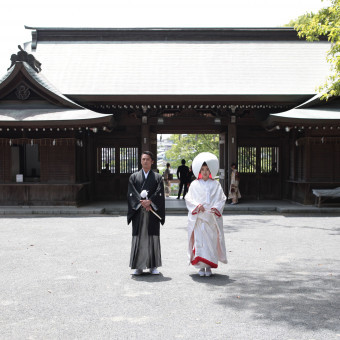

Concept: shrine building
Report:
left=0, top=27, right=339, bottom=205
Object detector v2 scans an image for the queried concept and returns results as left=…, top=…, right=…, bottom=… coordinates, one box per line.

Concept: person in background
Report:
left=176, top=159, right=189, bottom=199
left=163, top=163, right=171, bottom=197
left=229, top=163, right=241, bottom=205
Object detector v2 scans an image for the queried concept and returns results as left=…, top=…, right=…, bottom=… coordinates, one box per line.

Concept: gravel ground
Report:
left=0, top=214, right=339, bottom=340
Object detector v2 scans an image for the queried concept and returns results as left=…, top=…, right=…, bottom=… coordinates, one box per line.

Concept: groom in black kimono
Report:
left=127, top=151, right=165, bottom=275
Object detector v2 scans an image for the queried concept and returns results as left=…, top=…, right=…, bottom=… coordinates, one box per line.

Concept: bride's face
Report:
left=200, top=165, right=211, bottom=181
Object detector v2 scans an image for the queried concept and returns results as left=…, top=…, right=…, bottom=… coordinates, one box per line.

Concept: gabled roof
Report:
left=0, top=59, right=113, bottom=127
left=25, top=27, right=331, bottom=98
left=0, top=61, right=83, bottom=108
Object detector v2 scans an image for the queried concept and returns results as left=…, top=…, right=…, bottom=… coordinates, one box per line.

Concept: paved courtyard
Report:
left=0, top=214, right=339, bottom=340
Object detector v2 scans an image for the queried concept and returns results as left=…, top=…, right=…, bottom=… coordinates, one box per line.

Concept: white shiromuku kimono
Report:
left=185, top=178, right=227, bottom=268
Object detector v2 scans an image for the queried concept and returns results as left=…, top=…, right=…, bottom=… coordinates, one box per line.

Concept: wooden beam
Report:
left=227, top=122, right=237, bottom=195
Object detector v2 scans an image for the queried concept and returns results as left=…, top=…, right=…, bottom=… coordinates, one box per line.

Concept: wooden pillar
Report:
left=305, top=138, right=311, bottom=181
left=219, top=132, right=227, bottom=193
left=150, top=131, right=158, bottom=171
left=141, top=123, right=150, bottom=153
left=0, top=145, right=11, bottom=183
left=281, top=134, right=290, bottom=199
left=228, top=122, right=237, bottom=166
left=87, top=133, right=95, bottom=201
left=291, top=130, right=297, bottom=180
left=227, top=120, right=237, bottom=194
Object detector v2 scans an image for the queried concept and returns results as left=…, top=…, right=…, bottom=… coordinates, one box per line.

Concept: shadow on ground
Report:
left=223, top=218, right=273, bottom=234
left=131, top=273, right=172, bottom=283
left=216, top=260, right=340, bottom=332
left=223, top=217, right=340, bottom=236
left=190, top=273, right=236, bottom=286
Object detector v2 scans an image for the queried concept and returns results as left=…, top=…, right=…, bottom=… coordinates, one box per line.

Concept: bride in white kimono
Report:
left=185, top=152, right=227, bottom=277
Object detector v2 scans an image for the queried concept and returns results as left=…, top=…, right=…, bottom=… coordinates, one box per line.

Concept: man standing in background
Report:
left=177, top=159, right=189, bottom=199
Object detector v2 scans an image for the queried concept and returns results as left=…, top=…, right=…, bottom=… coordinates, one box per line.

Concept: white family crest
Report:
left=140, top=190, right=148, bottom=199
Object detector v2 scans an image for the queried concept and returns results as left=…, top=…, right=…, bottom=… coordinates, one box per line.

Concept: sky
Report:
left=0, top=0, right=330, bottom=72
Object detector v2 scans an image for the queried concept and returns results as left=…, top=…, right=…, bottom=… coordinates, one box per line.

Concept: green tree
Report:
left=165, top=134, right=219, bottom=169
left=284, top=13, right=316, bottom=27
left=293, top=0, right=340, bottom=99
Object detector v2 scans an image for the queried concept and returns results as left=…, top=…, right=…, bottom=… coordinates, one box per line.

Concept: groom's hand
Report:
left=140, top=199, right=151, bottom=208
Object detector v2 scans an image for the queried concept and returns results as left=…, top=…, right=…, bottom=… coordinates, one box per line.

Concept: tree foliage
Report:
left=293, top=0, right=340, bottom=99
left=284, top=13, right=316, bottom=27
left=165, top=134, right=219, bottom=169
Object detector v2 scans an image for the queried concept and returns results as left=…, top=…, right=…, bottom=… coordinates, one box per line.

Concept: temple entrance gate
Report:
left=91, top=103, right=287, bottom=202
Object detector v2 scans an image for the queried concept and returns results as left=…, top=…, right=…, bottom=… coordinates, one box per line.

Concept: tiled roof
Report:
left=0, top=61, right=113, bottom=125
left=270, top=108, right=340, bottom=120
left=0, top=107, right=112, bottom=122
left=0, top=66, right=14, bottom=85
left=22, top=62, right=82, bottom=108
left=28, top=40, right=331, bottom=96
left=265, top=98, right=340, bottom=126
